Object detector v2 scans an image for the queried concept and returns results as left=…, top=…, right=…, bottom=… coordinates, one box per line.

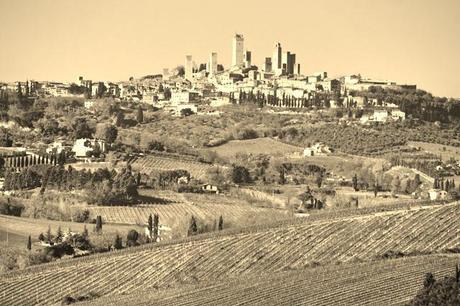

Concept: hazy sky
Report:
left=1, top=0, right=459, bottom=97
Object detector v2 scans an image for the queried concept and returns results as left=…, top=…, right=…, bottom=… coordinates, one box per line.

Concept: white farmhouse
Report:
left=391, top=110, right=406, bottom=121
left=373, top=110, right=389, bottom=122
left=304, top=143, right=331, bottom=157
left=72, top=138, right=106, bottom=158
left=428, top=189, right=448, bottom=201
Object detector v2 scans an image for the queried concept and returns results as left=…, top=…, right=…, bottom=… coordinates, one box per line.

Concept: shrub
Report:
left=71, top=209, right=90, bottom=223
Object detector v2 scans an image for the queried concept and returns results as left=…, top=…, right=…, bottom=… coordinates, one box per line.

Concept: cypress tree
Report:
left=46, top=225, right=52, bottom=243
left=218, top=215, right=223, bottom=231
left=55, top=226, right=63, bottom=242
left=188, top=216, right=198, bottom=236
left=95, top=215, right=103, bottom=233
left=148, top=214, right=153, bottom=239
left=456, top=264, right=460, bottom=283
left=27, top=235, right=32, bottom=251
left=153, top=214, right=159, bottom=242
left=82, top=225, right=88, bottom=238
left=137, top=106, right=144, bottom=123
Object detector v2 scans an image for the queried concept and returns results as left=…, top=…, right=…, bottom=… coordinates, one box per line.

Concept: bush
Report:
left=126, top=229, right=139, bottom=247
left=0, top=198, right=24, bottom=216
left=71, top=209, right=90, bottom=223
left=235, top=128, right=259, bottom=140
left=408, top=273, right=460, bottom=305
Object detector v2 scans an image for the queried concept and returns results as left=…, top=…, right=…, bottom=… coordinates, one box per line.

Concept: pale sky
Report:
left=0, top=0, right=459, bottom=97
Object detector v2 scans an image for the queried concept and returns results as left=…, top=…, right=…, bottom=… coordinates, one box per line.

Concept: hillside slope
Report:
left=84, top=254, right=460, bottom=306
left=0, top=202, right=459, bottom=306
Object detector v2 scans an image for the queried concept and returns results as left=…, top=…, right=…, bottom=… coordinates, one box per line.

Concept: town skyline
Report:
left=1, top=0, right=459, bottom=98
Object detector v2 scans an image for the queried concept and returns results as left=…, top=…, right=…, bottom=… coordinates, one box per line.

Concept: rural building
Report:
left=84, top=100, right=96, bottom=109
left=303, top=143, right=332, bottom=156
left=172, top=104, right=198, bottom=116
left=202, top=184, right=220, bottom=194
left=428, top=189, right=448, bottom=201
left=170, top=91, right=199, bottom=104
left=391, top=110, right=406, bottom=121
left=373, top=110, right=389, bottom=122
left=72, top=138, right=106, bottom=158
left=46, top=141, right=65, bottom=154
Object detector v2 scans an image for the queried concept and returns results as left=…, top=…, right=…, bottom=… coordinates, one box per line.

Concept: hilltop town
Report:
left=0, top=33, right=459, bottom=305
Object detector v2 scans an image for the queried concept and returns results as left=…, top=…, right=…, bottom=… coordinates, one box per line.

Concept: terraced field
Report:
left=130, top=155, right=213, bottom=179
left=84, top=254, right=460, bottom=306
left=1, top=202, right=459, bottom=306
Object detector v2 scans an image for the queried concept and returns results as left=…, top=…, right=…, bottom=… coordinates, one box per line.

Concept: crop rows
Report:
left=1, top=203, right=459, bottom=305
left=86, top=202, right=285, bottom=226
left=84, top=254, right=460, bottom=306
left=130, top=156, right=212, bottom=179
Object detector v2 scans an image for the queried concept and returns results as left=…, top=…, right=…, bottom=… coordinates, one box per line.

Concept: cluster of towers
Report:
left=182, top=34, right=300, bottom=80
left=266, top=42, right=299, bottom=76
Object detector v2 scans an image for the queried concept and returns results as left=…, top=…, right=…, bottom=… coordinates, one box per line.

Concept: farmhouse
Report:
left=303, top=143, right=331, bottom=157
left=428, top=189, right=448, bottom=201
left=84, top=100, right=96, bottom=109
left=72, top=138, right=106, bottom=158
left=202, top=184, right=220, bottom=194
left=391, top=110, right=406, bottom=121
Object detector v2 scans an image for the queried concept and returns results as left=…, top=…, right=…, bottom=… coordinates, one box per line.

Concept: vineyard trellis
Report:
left=0, top=202, right=459, bottom=306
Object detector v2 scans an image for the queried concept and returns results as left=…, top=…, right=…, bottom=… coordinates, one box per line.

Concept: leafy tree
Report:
left=315, top=173, right=323, bottom=188
left=231, top=165, right=251, bottom=184
left=423, top=273, right=435, bottom=289
left=72, top=117, right=94, bottom=139
left=114, top=234, right=123, bottom=250
left=115, top=111, right=125, bottom=127
left=126, top=230, right=139, bottom=247
left=148, top=140, right=165, bottom=152
left=352, top=174, right=359, bottom=191
left=180, top=108, right=194, bottom=117
left=96, top=124, right=118, bottom=145
left=408, top=270, right=460, bottom=305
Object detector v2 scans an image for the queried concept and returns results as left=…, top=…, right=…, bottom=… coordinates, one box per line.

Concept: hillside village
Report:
left=0, top=32, right=459, bottom=305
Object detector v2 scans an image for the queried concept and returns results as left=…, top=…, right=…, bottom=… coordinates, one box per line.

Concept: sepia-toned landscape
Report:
left=0, top=0, right=459, bottom=305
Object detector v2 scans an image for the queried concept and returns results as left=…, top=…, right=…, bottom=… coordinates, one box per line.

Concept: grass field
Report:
left=1, top=201, right=458, bottom=305
left=207, top=138, right=303, bottom=159
left=408, top=141, right=460, bottom=161
left=84, top=254, right=460, bottom=306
